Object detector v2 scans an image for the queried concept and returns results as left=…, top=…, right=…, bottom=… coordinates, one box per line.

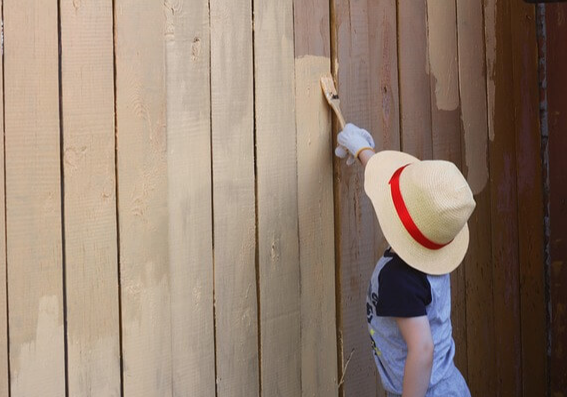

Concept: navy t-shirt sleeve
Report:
left=375, top=257, right=432, bottom=318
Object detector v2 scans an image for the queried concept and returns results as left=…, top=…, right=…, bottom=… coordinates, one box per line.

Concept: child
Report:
left=336, top=124, right=474, bottom=397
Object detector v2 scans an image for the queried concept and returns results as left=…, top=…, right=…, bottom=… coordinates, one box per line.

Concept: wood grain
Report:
left=455, top=0, right=495, bottom=389
left=60, top=0, right=121, bottom=395
left=0, top=0, right=8, bottom=393
left=4, top=0, right=66, bottom=395
left=427, top=0, right=467, bottom=376
left=332, top=0, right=379, bottom=395
left=511, top=3, right=547, bottom=396
left=114, top=0, right=172, bottom=394
left=484, top=0, right=522, bottom=394
left=398, top=0, right=433, bottom=159
left=253, top=0, right=301, bottom=395
left=294, top=0, right=338, bottom=395
left=210, top=0, right=258, bottom=395
left=164, top=0, right=216, bottom=395
left=368, top=0, right=400, bottom=155
left=545, top=3, right=567, bottom=396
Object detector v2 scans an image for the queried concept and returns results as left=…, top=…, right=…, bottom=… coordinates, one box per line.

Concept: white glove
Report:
left=335, top=123, right=375, bottom=165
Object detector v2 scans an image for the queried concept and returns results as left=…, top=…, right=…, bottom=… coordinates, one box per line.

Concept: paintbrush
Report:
left=320, top=74, right=346, bottom=129
left=320, top=74, right=355, bottom=165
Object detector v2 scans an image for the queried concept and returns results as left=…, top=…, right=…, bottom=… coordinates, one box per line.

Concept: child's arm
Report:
left=396, top=316, right=434, bottom=397
left=358, top=149, right=375, bottom=167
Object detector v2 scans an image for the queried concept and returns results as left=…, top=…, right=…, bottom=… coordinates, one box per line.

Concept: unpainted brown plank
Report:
left=368, top=0, right=400, bottom=156
left=4, top=1, right=66, bottom=395
left=331, top=0, right=379, bottom=395
left=484, top=0, right=522, bottom=394
left=455, top=0, right=496, bottom=391
left=545, top=3, right=567, bottom=396
left=114, top=0, right=172, bottom=395
left=293, top=0, right=338, bottom=396
left=510, top=3, right=547, bottom=396
left=164, top=0, right=216, bottom=395
left=210, top=0, right=258, bottom=396
left=427, top=0, right=468, bottom=376
left=253, top=0, right=301, bottom=395
left=60, top=0, right=121, bottom=395
left=368, top=2, right=401, bottom=395
left=398, top=0, right=433, bottom=159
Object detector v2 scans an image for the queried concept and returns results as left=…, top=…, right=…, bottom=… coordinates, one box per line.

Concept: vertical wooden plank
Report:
left=398, top=0, right=433, bottom=159
left=331, top=0, right=399, bottom=395
left=115, top=0, right=172, bottom=395
left=427, top=0, right=468, bottom=376
left=484, top=0, right=522, bottom=394
left=164, top=0, right=215, bottom=395
left=368, top=0, right=401, bottom=300
left=332, top=1, right=377, bottom=396
left=293, top=0, right=338, bottom=396
left=428, top=0, right=461, bottom=164
left=511, top=3, right=547, bottom=396
left=0, top=0, right=8, bottom=392
left=210, top=0, right=258, bottom=396
left=368, top=0, right=400, bottom=155
left=545, top=3, right=567, bottom=396
left=60, top=0, right=121, bottom=395
left=254, top=0, right=301, bottom=395
left=4, top=0, right=66, bottom=395
left=456, top=0, right=496, bottom=393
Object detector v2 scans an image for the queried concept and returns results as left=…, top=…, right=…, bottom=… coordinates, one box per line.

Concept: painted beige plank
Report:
left=164, top=1, right=216, bottom=395
left=0, top=0, right=8, bottom=392
left=293, top=0, right=338, bottom=396
left=398, top=0, right=433, bottom=159
left=60, top=0, right=121, bottom=395
left=4, top=1, right=65, bottom=395
left=428, top=0, right=461, bottom=163
left=209, top=0, right=258, bottom=396
left=426, top=0, right=468, bottom=375
left=455, top=0, right=495, bottom=388
left=115, top=1, right=172, bottom=395
left=455, top=0, right=490, bottom=212
left=254, top=0, right=301, bottom=395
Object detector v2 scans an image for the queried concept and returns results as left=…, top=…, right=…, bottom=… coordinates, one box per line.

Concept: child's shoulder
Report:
left=374, top=248, right=433, bottom=318
left=380, top=248, right=428, bottom=281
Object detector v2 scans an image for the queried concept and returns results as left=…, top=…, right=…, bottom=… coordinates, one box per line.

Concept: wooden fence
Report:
left=0, top=0, right=550, bottom=396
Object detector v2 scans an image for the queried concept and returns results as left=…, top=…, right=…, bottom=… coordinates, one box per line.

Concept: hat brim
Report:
left=364, top=150, right=470, bottom=275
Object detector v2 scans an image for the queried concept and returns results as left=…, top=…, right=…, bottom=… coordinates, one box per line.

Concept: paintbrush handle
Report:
left=329, top=100, right=346, bottom=130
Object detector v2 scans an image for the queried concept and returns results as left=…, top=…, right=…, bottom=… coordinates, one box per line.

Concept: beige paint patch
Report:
left=295, top=55, right=332, bottom=163
left=11, top=296, right=64, bottom=396
left=485, top=0, right=497, bottom=141
left=122, top=274, right=171, bottom=395
left=457, top=0, right=490, bottom=194
left=428, top=1, right=459, bottom=111
left=68, top=336, right=121, bottom=397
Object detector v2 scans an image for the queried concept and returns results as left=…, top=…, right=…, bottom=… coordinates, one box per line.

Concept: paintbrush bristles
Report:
left=320, top=74, right=346, bottom=130
left=320, top=75, right=338, bottom=99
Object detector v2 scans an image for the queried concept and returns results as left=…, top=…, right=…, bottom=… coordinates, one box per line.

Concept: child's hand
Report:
left=335, top=123, right=375, bottom=165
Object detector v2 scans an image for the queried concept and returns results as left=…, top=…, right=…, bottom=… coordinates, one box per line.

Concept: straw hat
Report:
left=364, top=150, right=476, bottom=275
